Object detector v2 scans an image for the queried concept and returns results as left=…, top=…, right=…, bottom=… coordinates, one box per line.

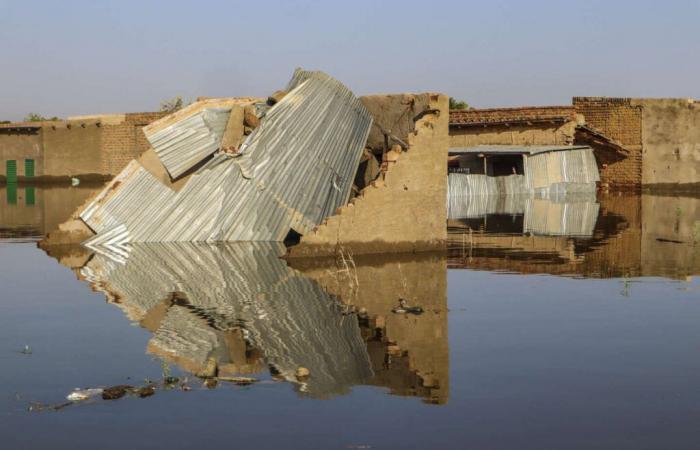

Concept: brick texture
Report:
left=101, top=112, right=168, bottom=174
left=450, top=106, right=575, bottom=126
left=573, top=97, right=642, bottom=189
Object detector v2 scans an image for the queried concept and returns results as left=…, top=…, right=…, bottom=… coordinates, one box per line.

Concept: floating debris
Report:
left=295, top=367, right=310, bottom=380
left=101, top=385, right=132, bottom=400
left=66, top=388, right=104, bottom=402
left=392, top=298, right=423, bottom=315
left=216, top=376, right=258, bottom=386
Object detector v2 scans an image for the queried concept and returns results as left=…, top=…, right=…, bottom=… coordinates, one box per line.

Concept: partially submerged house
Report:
left=449, top=106, right=629, bottom=190
left=448, top=145, right=599, bottom=195
left=43, top=69, right=450, bottom=258
left=447, top=144, right=600, bottom=237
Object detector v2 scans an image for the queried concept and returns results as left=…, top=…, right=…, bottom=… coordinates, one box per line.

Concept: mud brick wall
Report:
left=573, top=97, right=643, bottom=189
left=449, top=106, right=578, bottom=148
left=101, top=112, right=167, bottom=175
left=449, top=122, right=576, bottom=147
left=289, top=94, right=449, bottom=257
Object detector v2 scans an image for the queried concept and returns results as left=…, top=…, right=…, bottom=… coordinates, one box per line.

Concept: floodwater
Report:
left=2, top=186, right=700, bottom=449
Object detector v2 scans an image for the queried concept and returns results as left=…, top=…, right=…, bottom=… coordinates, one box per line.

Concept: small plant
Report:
left=24, top=113, right=59, bottom=122
left=449, top=97, right=470, bottom=110
left=160, top=96, right=185, bottom=113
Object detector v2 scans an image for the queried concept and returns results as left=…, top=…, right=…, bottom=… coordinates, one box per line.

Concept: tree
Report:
left=24, top=113, right=59, bottom=122
left=160, top=96, right=185, bottom=113
left=449, top=97, right=470, bottom=110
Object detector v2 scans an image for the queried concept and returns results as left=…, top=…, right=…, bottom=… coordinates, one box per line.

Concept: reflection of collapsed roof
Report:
left=81, top=242, right=373, bottom=399
left=79, top=69, right=372, bottom=251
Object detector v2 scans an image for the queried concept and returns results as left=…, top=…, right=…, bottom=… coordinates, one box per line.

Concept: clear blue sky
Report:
left=1, top=0, right=698, bottom=120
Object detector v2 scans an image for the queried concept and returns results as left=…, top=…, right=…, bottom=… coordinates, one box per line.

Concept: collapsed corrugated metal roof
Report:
left=146, top=107, right=231, bottom=179
left=79, top=69, right=372, bottom=246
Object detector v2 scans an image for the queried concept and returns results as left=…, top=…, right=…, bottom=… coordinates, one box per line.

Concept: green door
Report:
left=6, top=160, right=17, bottom=183
left=24, top=159, right=35, bottom=178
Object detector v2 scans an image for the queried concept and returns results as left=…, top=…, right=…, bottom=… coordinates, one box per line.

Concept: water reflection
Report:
left=0, top=184, right=97, bottom=240
left=45, top=242, right=449, bottom=404
left=449, top=193, right=700, bottom=279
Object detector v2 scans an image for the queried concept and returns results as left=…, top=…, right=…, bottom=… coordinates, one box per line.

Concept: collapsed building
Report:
left=44, top=69, right=449, bottom=257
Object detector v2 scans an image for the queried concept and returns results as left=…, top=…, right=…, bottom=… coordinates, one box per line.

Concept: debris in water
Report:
left=66, top=388, right=104, bottom=402
left=392, top=298, right=423, bottom=315
left=216, top=376, right=258, bottom=386
left=101, top=385, right=132, bottom=400
left=136, top=386, right=156, bottom=398
left=295, top=367, right=310, bottom=380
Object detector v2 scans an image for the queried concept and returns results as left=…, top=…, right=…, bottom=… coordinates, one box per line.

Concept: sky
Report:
left=1, top=0, right=698, bottom=120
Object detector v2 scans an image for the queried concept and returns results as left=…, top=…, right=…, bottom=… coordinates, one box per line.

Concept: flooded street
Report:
left=2, top=187, right=700, bottom=449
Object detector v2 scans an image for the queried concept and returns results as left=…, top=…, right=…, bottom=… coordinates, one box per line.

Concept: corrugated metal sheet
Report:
left=523, top=147, right=599, bottom=194
left=449, top=145, right=590, bottom=155
left=80, top=70, right=372, bottom=246
left=145, top=108, right=231, bottom=179
left=81, top=242, right=373, bottom=399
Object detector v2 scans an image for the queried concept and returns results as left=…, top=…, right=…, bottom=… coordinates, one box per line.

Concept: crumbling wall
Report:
left=288, top=94, right=449, bottom=257
left=573, top=97, right=643, bottom=189
left=635, top=99, right=700, bottom=189
left=449, top=122, right=576, bottom=147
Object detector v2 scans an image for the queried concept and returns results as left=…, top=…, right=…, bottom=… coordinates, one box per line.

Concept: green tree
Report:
left=449, top=97, right=470, bottom=110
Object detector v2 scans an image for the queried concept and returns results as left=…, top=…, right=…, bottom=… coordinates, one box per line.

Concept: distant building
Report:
left=574, top=97, right=700, bottom=192
left=0, top=112, right=167, bottom=182
left=449, top=106, right=629, bottom=190
left=450, top=99, right=700, bottom=192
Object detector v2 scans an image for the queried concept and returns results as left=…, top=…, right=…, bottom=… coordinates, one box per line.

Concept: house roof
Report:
left=449, top=145, right=591, bottom=156
left=450, top=106, right=576, bottom=127
left=574, top=125, right=629, bottom=158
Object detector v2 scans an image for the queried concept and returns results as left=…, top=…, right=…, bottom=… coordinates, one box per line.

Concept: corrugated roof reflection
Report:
left=81, top=242, right=373, bottom=399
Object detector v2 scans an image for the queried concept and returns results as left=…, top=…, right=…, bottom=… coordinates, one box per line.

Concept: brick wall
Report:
left=101, top=112, right=168, bottom=175
left=573, top=97, right=643, bottom=189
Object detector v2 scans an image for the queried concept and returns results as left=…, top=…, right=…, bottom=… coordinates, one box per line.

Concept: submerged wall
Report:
left=288, top=93, right=449, bottom=257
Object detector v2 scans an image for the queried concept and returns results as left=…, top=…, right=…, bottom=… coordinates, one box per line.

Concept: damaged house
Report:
left=45, top=69, right=450, bottom=257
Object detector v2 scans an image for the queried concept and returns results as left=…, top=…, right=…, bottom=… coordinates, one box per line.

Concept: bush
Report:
left=449, top=98, right=470, bottom=110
